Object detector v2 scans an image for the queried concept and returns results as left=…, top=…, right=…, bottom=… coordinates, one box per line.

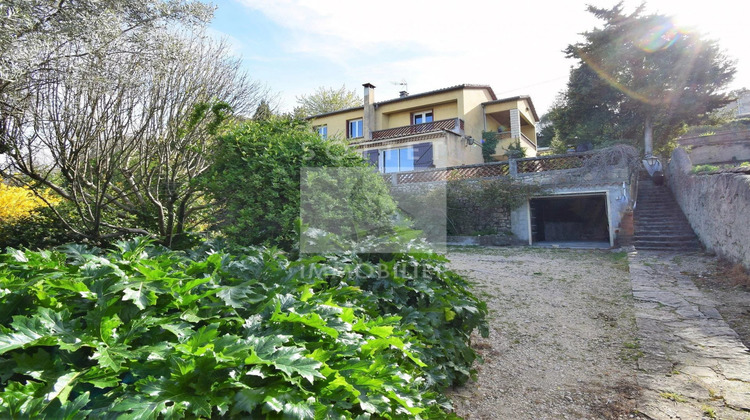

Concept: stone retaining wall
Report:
left=678, top=129, right=750, bottom=165
left=390, top=180, right=512, bottom=236
left=668, top=148, right=750, bottom=269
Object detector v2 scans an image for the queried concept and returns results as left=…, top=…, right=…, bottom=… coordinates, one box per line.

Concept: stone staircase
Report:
left=634, top=172, right=703, bottom=251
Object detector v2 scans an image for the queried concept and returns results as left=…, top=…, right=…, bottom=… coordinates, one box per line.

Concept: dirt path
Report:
left=445, top=247, right=642, bottom=419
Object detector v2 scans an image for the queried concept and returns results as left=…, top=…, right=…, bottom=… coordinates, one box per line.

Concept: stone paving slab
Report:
left=629, top=250, right=750, bottom=419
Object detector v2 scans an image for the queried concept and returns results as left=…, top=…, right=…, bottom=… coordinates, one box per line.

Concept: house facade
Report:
left=308, top=83, right=539, bottom=172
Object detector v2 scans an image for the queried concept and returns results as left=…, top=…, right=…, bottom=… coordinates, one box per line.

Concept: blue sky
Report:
left=209, top=0, right=750, bottom=116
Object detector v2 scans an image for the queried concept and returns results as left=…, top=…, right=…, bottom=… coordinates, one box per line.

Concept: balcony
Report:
left=371, top=118, right=464, bottom=141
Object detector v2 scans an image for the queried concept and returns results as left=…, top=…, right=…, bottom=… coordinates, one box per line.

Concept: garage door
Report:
left=530, top=194, right=609, bottom=244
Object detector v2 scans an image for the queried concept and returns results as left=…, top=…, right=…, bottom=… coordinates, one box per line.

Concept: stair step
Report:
left=634, top=246, right=703, bottom=252
left=634, top=234, right=699, bottom=241
left=633, top=173, right=701, bottom=252
left=634, top=241, right=702, bottom=250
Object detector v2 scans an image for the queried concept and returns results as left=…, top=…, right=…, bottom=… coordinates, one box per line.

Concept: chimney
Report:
left=399, top=90, right=409, bottom=98
left=363, top=83, right=375, bottom=140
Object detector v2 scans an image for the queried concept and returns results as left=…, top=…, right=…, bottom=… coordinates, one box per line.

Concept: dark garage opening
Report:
left=530, top=194, right=609, bottom=245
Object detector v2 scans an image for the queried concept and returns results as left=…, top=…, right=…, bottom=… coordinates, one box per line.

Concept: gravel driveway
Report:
left=445, top=246, right=643, bottom=419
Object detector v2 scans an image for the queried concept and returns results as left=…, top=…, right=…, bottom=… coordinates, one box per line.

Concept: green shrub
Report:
left=0, top=237, right=487, bottom=419
left=446, top=178, right=546, bottom=235
left=481, top=132, right=501, bottom=163
left=201, top=118, right=397, bottom=250
left=549, top=137, right=569, bottom=155
left=0, top=206, right=75, bottom=250
left=503, top=139, right=526, bottom=159
left=691, top=164, right=720, bottom=174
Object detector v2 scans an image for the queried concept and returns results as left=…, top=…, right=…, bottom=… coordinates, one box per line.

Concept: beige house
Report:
left=308, top=83, right=539, bottom=172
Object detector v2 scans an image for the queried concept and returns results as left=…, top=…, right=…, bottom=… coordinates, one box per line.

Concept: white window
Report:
left=315, top=125, right=327, bottom=139
left=383, top=146, right=415, bottom=173
left=348, top=119, right=363, bottom=139
left=413, top=111, right=433, bottom=125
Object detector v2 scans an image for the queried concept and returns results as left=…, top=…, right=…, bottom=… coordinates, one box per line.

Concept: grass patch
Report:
left=619, top=339, right=644, bottom=362
left=708, top=388, right=724, bottom=401
left=608, top=251, right=630, bottom=272
left=702, top=405, right=717, bottom=419
left=659, top=392, right=687, bottom=402
left=659, top=392, right=688, bottom=403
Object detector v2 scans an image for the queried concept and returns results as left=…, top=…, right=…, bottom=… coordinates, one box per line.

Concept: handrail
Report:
left=520, top=132, right=536, bottom=147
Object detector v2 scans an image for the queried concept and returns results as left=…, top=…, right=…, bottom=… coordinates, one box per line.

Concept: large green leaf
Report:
left=271, top=310, right=340, bottom=338
left=122, top=283, right=157, bottom=310
left=92, top=343, right=129, bottom=371
left=0, top=318, right=49, bottom=354
left=42, top=391, right=92, bottom=420
left=217, top=283, right=266, bottom=308
left=44, top=371, right=81, bottom=405
left=270, top=347, right=324, bottom=384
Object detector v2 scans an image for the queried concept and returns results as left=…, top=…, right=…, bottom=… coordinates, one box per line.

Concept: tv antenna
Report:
left=391, top=79, right=407, bottom=92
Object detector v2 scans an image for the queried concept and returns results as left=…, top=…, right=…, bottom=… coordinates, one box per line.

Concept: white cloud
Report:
left=235, top=0, right=750, bottom=114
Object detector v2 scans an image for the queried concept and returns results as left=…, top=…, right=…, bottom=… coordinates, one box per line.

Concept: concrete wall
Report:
left=310, top=108, right=364, bottom=140
left=678, top=130, right=750, bottom=165
left=384, top=101, right=458, bottom=129
left=668, top=148, right=750, bottom=269
left=357, top=131, right=482, bottom=170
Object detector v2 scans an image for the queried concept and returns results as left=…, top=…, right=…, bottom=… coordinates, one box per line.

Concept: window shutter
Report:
left=364, top=149, right=379, bottom=166
left=412, top=143, right=433, bottom=169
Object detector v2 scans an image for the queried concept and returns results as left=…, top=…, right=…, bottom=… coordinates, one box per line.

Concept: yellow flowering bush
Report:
left=0, top=184, right=60, bottom=222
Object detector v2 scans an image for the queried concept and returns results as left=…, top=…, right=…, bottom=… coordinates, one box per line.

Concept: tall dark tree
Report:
left=552, top=2, right=736, bottom=153
left=252, top=99, right=273, bottom=120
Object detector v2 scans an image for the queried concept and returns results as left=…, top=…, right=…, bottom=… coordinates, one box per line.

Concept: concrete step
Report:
left=634, top=245, right=703, bottom=252
left=633, top=240, right=702, bottom=250
left=633, top=232, right=696, bottom=242
left=635, top=203, right=681, bottom=209
left=633, top=174, right=701, bottom=252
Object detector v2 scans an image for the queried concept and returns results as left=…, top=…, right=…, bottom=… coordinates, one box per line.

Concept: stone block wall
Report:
left=390, top=180, right=512, bottom=236
left=668, top=148, right=750, bottom=269
left=447, top=192, right=512, bottom=235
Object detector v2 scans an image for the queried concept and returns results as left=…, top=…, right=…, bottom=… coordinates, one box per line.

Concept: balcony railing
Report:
left=515, top=152, right=593, bottom=173
left=385, top=161, right=510, bottom=185
left=489, top=131, right=536, bottom=148
left=372, top=118, right=464, bottom=140
left=384, top=152, right=600, bottom=185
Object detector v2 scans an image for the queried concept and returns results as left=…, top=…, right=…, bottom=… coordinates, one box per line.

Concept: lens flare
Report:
left=576, top=17, right=696, bottom=106
left=637, top=20, right=682, bottom=52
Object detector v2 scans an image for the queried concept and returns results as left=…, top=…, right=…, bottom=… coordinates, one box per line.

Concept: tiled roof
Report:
left=374, top=84, right=497, bottom=106
left=306, top=105, right=364, bottom=119
left=483, top=95, right=540, bottom=122
left=307, top=84, right=498, bottom=119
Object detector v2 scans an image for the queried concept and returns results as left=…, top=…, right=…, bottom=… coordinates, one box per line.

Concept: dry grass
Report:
left=720, top=260, right=750, bottom=288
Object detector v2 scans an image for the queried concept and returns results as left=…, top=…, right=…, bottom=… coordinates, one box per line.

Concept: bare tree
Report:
left=1, top=26, right=265, bottom=245
left=295, top=85, right=362, bottom=117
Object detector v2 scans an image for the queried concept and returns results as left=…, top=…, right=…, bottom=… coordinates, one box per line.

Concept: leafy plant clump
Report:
left=0, top=238, right=487, bottom=419
left=691, top=164, right=720, bottom=174
left=201, top=118, right=398, bottom=251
